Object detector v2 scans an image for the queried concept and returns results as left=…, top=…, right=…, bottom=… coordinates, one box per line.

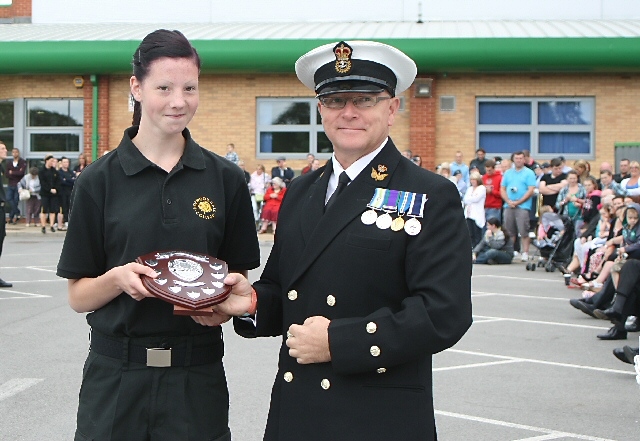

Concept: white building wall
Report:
left=32, top=0, right=640, bottom=24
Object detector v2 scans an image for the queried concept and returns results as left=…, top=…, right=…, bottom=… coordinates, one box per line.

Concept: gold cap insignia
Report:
left=334, top=41, right=352, bottom=74
left=193, top=196, right=216, bottom=220
left=371, top=165, right=388, bottom=181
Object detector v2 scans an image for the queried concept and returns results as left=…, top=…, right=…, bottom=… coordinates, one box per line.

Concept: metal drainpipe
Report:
left=90, top=75, right=99, bottom=161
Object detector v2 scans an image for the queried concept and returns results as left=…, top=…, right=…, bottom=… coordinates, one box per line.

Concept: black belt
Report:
left=90, top=330, right=223, bottom=367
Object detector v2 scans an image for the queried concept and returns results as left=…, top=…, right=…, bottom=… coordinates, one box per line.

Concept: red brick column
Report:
left=409, top=76, right=436, bottom=171
left=0, top=0, right=31, bottom=19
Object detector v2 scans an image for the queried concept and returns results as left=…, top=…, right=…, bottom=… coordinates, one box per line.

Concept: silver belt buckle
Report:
left=147, top=348, right=171, bottom=367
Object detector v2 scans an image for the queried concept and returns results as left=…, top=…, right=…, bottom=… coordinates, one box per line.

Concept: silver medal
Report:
left=404, top=218, right=422, bottom=236
left=376, top=213, right=393, bottom=230
left=361, top=209, right=378, bottom=225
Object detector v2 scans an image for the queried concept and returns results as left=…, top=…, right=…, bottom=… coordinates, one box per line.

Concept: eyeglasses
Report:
left=318, top=96, right=391, bottom=109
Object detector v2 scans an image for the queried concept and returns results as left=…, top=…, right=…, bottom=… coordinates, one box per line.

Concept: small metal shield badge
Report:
left=168, top=259, right=204, bottom=282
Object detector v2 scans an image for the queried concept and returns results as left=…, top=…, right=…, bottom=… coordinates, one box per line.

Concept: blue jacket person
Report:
left=217, top=40, right=473, bottom=441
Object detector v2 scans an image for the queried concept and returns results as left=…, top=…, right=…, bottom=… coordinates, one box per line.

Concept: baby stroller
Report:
left=526, top=212, right=575, bottom=272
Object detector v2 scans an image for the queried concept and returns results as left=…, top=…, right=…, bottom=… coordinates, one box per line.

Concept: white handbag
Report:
left=19, top=188, right=31, bottom=201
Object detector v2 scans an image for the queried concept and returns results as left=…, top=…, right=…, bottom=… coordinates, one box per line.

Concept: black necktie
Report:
left=325, top=172, right=351, bottom=211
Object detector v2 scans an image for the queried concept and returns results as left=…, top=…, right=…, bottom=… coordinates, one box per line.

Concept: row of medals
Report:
left=361, top=208, right=422, bottom=235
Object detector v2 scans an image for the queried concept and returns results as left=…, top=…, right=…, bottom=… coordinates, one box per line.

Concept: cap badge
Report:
left=193, top=196, right=216, bottom=220
left=334, top=41, right=352, bottom=74
left=371, top=165, right=388, bottom=181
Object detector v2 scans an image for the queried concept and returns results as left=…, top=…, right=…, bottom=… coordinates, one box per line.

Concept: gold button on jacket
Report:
left=326, top=295, right=336, bottom=306
left=284, top=372, right=293, bottom=382
left=370, top=345, right=381, bottom=357
left=321, top=379, right=331, bottom=390
left=366, top=322, right=377, bottom=334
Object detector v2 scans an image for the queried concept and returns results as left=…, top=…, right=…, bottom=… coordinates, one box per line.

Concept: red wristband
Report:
left=246, top=288, right=258, bottom=316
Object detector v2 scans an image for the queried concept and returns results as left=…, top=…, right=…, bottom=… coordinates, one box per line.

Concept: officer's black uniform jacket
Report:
left=235, top=139, right=472, bottom=441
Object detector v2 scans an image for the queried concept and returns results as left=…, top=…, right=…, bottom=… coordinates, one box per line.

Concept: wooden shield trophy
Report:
left=136, top=251, right=231, bottom=316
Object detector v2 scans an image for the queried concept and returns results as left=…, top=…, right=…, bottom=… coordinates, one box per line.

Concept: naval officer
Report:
left=217, top=40, right=473, bottom=441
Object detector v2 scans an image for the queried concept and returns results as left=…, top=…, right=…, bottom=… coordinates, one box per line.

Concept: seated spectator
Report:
left=258, top=177, right=286, bottom=234
left=271, top=157, right=295, bottom=185
left=620, top=160, right=640, bottom=197
left=535, top=205, right=555, bottom=243
left=463, top=172, right=486, bottom=248
left=556, top=170, right=586, bottom=233
left=472, top=218, right=514, bottom=264
left=17, top=167, right=41, bottom=227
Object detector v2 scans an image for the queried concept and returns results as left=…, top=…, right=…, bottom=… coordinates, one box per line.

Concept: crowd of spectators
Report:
left=436, top=149, right=640, bottom=370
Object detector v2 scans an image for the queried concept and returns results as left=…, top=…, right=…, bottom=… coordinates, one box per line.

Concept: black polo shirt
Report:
left=540, top=172, right=567, bottom=209
left=57, top=127, right=260, bottom=337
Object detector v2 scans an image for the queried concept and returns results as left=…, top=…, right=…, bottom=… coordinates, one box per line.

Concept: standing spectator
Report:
left=224, top=142, right=239, bottom=165
left=301, top=153, right=315, bottom=175
left=559, top=155, right=573, bottom=174
left=39, top=155, right=59, bottom=234
left=573, top=159, right=592, bottom=183
left=6, top=147, right=26, bottom=224
left=310, top=158, right=321, bottom=171
left=271, top=156, right=294, bottom=185
left=539, top=158, right=567, bottom=210
left=18, top=167, right=41, bottom=227
left=438, top=162, right=451, bottom=178
left=501, top=151, right=536, bottom=261
left=522, top=149, right=539, bottom=171
left=0, top=141, right=12, bottom=287
left=401, top=149, right=412, bottom=159
left=250, top=164, right=271, bottom=222
left=614, top=158, right=631, bottom=183
left=57, top=157, right=75, bottom=231
left=483, top=159, right=503, bottom=222
left=620, top=161, right=640, bottom=196
left=237, top=160, right=251, bottom=187
left=258, top=176, right=286, bottom=234
left=412, top=155, right=423, bottom=167
left=463, top=172, right=486, bottom=248
left=599, top=170, right=625, bottom=197
left=469, top=148, right=487, bottom=175
left=74, top=153, right=89, bottom=176
left=451, top=169, right=467, bottom=199
left=500, top=158, right=512, bottom=174
left=540, top=162, right=551, bottom=174
left=450, top=151, right=470, bottom=185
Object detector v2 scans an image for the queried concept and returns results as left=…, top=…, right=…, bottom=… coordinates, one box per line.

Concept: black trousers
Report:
left=612, top=259, right=640, bottom=321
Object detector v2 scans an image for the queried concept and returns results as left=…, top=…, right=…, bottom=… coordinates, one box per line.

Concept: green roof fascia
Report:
left=1, top=37, right=640, bottom=75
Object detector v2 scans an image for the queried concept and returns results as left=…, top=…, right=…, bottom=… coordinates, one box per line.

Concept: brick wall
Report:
left=0, top=0, right=31, bottom=19
left=433, top=73, right=640, bottom=171
left=108, top=73, right=411, bottom=172
left=2, top=72, right=637, bottom=172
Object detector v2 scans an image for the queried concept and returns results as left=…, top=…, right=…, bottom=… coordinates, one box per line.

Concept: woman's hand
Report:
left=111, top=262, right=158, bottom=301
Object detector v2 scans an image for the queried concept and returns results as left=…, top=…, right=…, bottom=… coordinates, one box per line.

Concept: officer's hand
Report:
left=111, top=262, right=157, bottom=302
left=287, top=316, right=331, bottom=364
left=212, top=273, right=254, bottom=316
left=191, top=312, right=231, bottom=327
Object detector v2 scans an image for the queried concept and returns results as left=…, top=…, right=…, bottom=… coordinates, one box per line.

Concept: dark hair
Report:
left=512, top=151, right=524, bottom=158
left=487, top=217, right=501, bottom=228
left=566, top=170, right=579, bottom=178
left=131, top=29, right=201, bottom=126
left=584, top=176, right=598, bottom=188
left=484, top=159, right=496, bottom=168
left=476, top=148, right=486, bottom=154
left=550, top=158, right=562, bottom=167
left=600, top=169, right=612, bottom=177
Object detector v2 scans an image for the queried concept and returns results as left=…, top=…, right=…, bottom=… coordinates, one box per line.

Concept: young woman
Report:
left=472, top=217, right=514, bottom=264
left=56, top=29, right=260, bottom=441
left=258, top=176, right=286, bottom=233
left=556, top=170, right=586, bottom=233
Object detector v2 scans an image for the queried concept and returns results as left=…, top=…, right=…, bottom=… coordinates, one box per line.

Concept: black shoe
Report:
left=593, top=308, right=623, bottom=323
left=570, top=299, right=596, bottom=318
left=50, top=226, right=56, bottom=233
left=625, top=316, right=640, bottom=332
left=41, top=226, right=46, bottom=234
left=613, top=346, right=639, bottom=364
left=597, top=326, right=627, bottom=340
left=0, top=279, right=12, bottom=288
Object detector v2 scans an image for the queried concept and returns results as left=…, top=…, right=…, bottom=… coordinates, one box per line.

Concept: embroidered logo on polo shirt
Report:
left=193, top=197, right=216, bottom=220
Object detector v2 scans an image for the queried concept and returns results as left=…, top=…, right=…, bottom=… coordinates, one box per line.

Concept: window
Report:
left=0, top=100, right=14, bottom=150
left=0, top=1, right=13, bottom=6
left=26, top=99, right=83, bottom=155
left=476, top=98, right=594, bottom=159
left=256, top=98, right=331, bottom=158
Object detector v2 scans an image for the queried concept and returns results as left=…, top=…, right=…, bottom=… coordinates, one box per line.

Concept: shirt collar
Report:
left=118, top=126, right=206, bottom=176
left=330, top=137, right=388, bottom=182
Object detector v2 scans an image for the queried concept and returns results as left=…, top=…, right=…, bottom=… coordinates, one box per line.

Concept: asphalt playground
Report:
left=0, top=226, right=638, bottom=441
